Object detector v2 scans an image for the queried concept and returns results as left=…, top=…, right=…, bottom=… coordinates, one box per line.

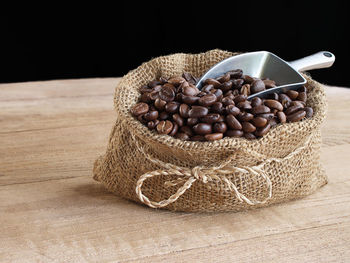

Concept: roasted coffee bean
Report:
left=173, top=113, right=184, bottom=126
left=205, top=133, right=223, bottom=141
left=243, top=75, right=254, bottom=84
left=233, top=95, right=247, bottom=104
left=201, top=113, right=221, bottom=124
left=211, top=88, right=223, bottom=100
left=226, top=105, right=240, bottom=116
left=159, top=86, right=175, bottom=102
left=149, top=90, right=160, bottom=100
left=237, top=112, right=254, bottom=122
left=203, top=78, right=221, bottom=88
left=182, top=95, right=199, bottom=105
left=232, top=79, right=244, bottom=89
left=263, top=79, right=276, bottom=89
left=148, top=80, right=161, bottom=88
left=165, top=102, right=180, bottom=113
left=191, top=135, right=206, bottom=141
left=286, top=90, right=299, bottom=100
left=182, top=72, right=197, bottom=85
left=264, top=99, right=283, bottom=111
left=154, top=98, right=167, bottom=110
left=255, top=123, right=271, bottom=137
left=251, top=97, right=263, bottom=107
left=193, top=123, right=212, bottom=135
left=217, top=115, right=225, bottom=122
left=168, top=76, right=186, bottom=86
left=216, top=73, right=231, bottom=83
left=140, top=85, right=153, bottom=93
left=159, top=77, right=168, bottom=84
left=237, top=101, right=252, bottom=110
left=242, top=122, right=256, bottom=133
left=159, top=111, right=170, bottom=120
left=203, top=84, right=214, bottom=93
left=252, top=105, right=270, bottom=114
left=147, top=119, right=159, bottom=129
left=224, top=91, right=235, bottom=100
left=182, top=84, right=200, bottom=96
left=240, top=84, right=251, bottom=96
left=219, top=81, right=233, bottom=92
left=250, top=79, right=265, bottom=94
left=304, top=107, right=314, bottom=118
left=156, top=120, right=173, bottom=134
left=285, top=104, right=304, bottom=115
left=252, top=117, right=268, bottom=127
left=131, top=102, right=149, bottom=116
left=225, top=129, right=244, bottom=137
left=221, top=97, right=235, bottom=106
left=297, top=92, right=307, bottom=102
left=163, top=83, right=176, bottom=92
left=179, top=103, right=190, bottom=118
left=144, top=110, right=159, bottom=121
left=137, top=114, right=147, bottom=124
left=244, top=133, right=256, bottom=140
left=271, top=108, right=278, bottom=115
left=198, top=94, right=217, bottom=106
left=269, top=92, right=279, bottom=100
left=211, top=102, right=224, bottom=114
left=169, top=122, right=179, bottom=136
left=279, top=94, right=292, bottom=108
left=187, top=117, right=199, bottom=126
left=197, top=91, right=207, bottom=97
left=287, top=110, right=306, bottom=122
left=189, top=106, right=208, bottom=118
left=228, top=69, right=243, bottom=79
left=289, top=100, right=306, bottom=107
left=175, top=132, right=190, bottom=140
left=180, top=126, right=193, bottom=136
left=269, top=117, right=278, bottom=127
left=277, top=111, right=286, bottom=123
left=213, top=122, right=227, bottom=133
left=140, top=92, right=152, bottom=103
left=258, top=113, right=275, bottom=120
left=226, top=114, right=242, bottom=130
left=299, top=86, right=307, bottom=93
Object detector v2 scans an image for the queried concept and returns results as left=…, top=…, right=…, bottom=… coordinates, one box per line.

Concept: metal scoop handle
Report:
left=289, top=51, right=335, bottom=72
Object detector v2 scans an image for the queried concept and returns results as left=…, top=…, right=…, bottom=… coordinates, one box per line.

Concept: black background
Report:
left=1, top=1, right=349, bottom=86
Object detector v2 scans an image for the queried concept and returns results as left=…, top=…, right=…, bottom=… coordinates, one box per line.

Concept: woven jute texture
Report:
left=93, top=49, right=328, bottom=212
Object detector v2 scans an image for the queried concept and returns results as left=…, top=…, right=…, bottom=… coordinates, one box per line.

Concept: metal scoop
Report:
left=196, top=51, right=335, bottom=99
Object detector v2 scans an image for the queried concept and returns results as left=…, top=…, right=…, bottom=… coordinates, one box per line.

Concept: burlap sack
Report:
left=93, top=49, right=328, bottom=212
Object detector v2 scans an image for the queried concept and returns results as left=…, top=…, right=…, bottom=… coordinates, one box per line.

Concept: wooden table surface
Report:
left=1, top=78, right=349, bottom=263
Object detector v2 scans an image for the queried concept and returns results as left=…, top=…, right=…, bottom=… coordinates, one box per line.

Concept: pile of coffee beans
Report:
left=131, top=70, right=313, bottom=141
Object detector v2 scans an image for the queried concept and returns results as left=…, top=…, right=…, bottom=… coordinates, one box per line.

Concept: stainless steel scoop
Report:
left=196, top=51, right=335, bottom=99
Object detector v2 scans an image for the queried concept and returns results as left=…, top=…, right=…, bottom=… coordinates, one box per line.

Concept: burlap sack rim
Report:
left=114, top=49, right=326, bottom=152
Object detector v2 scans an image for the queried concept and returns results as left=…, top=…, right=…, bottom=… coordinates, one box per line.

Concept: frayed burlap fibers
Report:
left=93, top=49, right=328, bottom=212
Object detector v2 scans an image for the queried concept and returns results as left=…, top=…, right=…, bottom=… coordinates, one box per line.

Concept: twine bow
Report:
left=134, top=135, right=313, bottom=209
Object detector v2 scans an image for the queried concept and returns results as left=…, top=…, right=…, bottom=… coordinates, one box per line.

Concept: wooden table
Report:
left=1, top=78, right=349, bottom=263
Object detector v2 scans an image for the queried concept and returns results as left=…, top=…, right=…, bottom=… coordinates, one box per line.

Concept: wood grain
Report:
left=0, top=79, right=349, bottom=263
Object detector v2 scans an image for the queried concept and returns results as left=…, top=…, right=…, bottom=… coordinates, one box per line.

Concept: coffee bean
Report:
left=154, top=98, right=167, bottom=110
left=269, top=117, right=278, bottom=127
left=228, top=69, right=243, bottom=79
left=219, top=81, right=233, bottom=92
left=131, top=102, right=149, bottom=116
left=159, top=77, right=168, bottom=84
left=182, top=84, right=200, bottom=96
left=269, top=92, right=279, bottom=100
left=232, top=79, right=244, bottom=89
left=198, top=94, right=217, bottom=107
left=251, top=97, right=263, bottom=107
left=217, top=115, right=225, bottom=122
left=285, top=104, right=304, bottom=115
left=237, top=101, right=252, bottom=110
left=175, top=132, right=190, bottom=141
left=156, top=120, right=173, bottom=134
left=159, top=111, right=170, bottom=120
left=237, top=112, right=254, bottom=122
left=147, top=119, right=159, bottom=129
left=182, top=95, right=199, bottom=105
left=287, top=110, right=306, bottom=122
left=277, top=111, right=286, bottom=123
left=169, top=122, right=179, bottom=136
left=180, top=126, right=193, bottom=136
left=173, top=113, right=184, bottom=126
left=144, top=110, right=159, bottom=121
left=187, top=117, right=199, bottom=126
left=264, top=99, right=283, bottom=111
left=252, top=117, right=268, bottom=127
left=258, top=113, right=275, bottom=120
left=140, top=85, right=153, bottom=93
left=279, top=94, right=292, bottom=108
left=263, top=79, right=276, bottom=89
left=148, top=80, right=161, bottom=88
left=182, top=72, right=197, bottom=85
left=216, top=73, right=231, bottom=83
left=226, top=105, right=240, bottom=116
left=242, top=122, right=256, bottom=133
left=198, top=91, right=207, bottom=97
left=286, top=90, right=299, bottom=100
left=191, top=135, right=206, bottom=141
left=165, top=102, right=180, bottom=113
left=226, top=114, right=242, bottom=130
left=179, top=103, right=190, bottom=118
left=289, top=101, right=306, bottom=107
left=225, top=129, right=244, bottom=137
left=221, top=97, right=235, bottom=106
left=193, top=123, right=212, bottom=135
left=168, top=77, right=186, bottom=86
left=201, top=113, right=221, bottom=124
left=203, top=84, right=214, bottom=93
left=252, top=105, right=270, bottom=115
left=299, top=86, right=307, bottom=93
left=243, top=75, right=254, bottom=84
left=205, top=133, right=223, bottom=141
left=297, top=92, right=307, bottom=102
left=213, top=122, right=228, bottom=133
left=244, top=133, right=256, bottom=140
left=304, top=107, right=314, bottom=118
left=250, top=79, right=265, bottom=94
left=189, top=106, right=209, bottom=118
left=233, top=95, right=247, bottom=104
left=203, top=78, right=221, bottom=88
left=255, top=123, right=271, bottom=137
left=159, top=86, right=175, bottom=102
left=211, top=102, right=224, bottom=114
left=163, top=83, right=176, bottom=92
left=240, top=84, right=251, bottom=96
left=211, top=88, right=223, bottom=100
left=140, top=92, right=152, bottom=103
